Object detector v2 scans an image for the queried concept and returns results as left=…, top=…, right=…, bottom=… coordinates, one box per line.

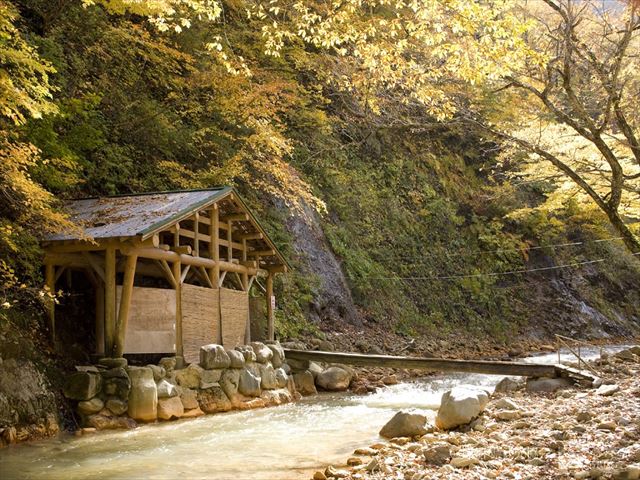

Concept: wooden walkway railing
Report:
left=283, top=349, right=601, bottom=386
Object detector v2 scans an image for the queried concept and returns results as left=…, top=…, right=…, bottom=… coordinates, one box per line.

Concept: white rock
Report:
left=450, top=456, right=478, bottom=468
left=596, top=384, right=620, bottom=396
left=494, top=398, right=519, bottom=410
left=436, top=387, right=489, bottom=430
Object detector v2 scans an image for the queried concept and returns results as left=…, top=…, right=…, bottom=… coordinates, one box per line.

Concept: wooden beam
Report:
left=104, top=247, right=116, bottom=356
left=180, top=264, right=191, bottom=284
left=218, top=271, right=227, bottom=287
left=266, top=273, right=274, bottom=341
left=238, top=232, right=263, bottom=241
left=196, top=266, right=214, bottom=288
left=114, top=254, right=137, bottom=357
left=248, top=249, right=275, bottom=257
left=154, top=260, right=177, bottom=288
left=54, top=266, right=66, bottom=282
left=172, top=259, right=183, bottom=359
left=81, top=252, right=105, bottom=282
left=120, top=246, right=258, bottom=275
left=45, top=263, right=56, bottom=342
left=171, top=245, right=192, bottom=255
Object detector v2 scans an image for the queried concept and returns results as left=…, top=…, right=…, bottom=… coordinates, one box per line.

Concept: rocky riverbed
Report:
left=315, top=346, right=640, bottom=480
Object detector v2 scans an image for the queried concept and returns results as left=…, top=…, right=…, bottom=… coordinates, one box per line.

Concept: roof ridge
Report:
left=70, top=187, right=229, bottom=201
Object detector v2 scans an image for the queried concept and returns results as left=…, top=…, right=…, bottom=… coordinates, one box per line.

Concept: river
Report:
left=0, top=345, right=628, bottom=480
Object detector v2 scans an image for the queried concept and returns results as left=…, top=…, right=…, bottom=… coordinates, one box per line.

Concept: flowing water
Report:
left=0, top=345, right=629, bottom=480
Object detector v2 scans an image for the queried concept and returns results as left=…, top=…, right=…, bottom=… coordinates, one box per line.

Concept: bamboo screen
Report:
left=181, top=284, right=220, bottom=364
left=220, top=288, right=249, bottom=349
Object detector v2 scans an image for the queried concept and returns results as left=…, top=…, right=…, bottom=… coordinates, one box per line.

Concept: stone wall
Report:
left=63, top=342, right=298, bottom=432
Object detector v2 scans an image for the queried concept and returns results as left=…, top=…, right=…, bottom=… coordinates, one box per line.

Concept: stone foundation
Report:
left=64, top=342, right=299, bottom=431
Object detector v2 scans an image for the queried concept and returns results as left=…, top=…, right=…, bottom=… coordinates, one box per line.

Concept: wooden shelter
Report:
left=42, top=187, right=288, bottom=362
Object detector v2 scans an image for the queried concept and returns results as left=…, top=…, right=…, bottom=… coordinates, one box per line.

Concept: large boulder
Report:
left=436, top=387, right=489, bottom=430
left=198, top=386, right=232, bottom=413
left=494, top=377, right=524, bottom=393
left=63, top=372, right=102, bottom=401
left=526, top=377, right=573, bottom=393
left=157, top=396, right=184, bottom=420
left=250, top=342, right=273, bottom=364
left=105, top=398, right=128, bottom=416
left=158, top=357, right=177, bottom=374
left=127, top=367, right=158, bottom=422
left=156, top=379, right=179, bottom=398
left=98, top=358, right=128, bottom=369
left=146, top=365, right=166, bottom=382
left=86, top=414, right=137, bottom=430
left=180, top=388, right=199, bottom=410
left=236, top=345, right=257, bottom=362
left=238, top=369, right=262, bottom=397
left=293, top=371, right=317, bottom=396
left=227, top=350, right=245, bottom=369
left=275, top=368, right=288, bottom=388
left=175, top=364, right=204, bottom=389
left=200, top=369, right=223, bottom=389
left=316, top=367, right=351, bottom=391
left=379, top=411, right=429, bottom=439
left=101, top=367, right=131, bottom=399
left=200, top=344, right=231, bottom=370
left=219, top=368, right=241, bottom=399
left=77, top=397, right=104, bottom=415
left=267, top=343, right=285, bottom=368
left=260, top=364, right=278, bottom=390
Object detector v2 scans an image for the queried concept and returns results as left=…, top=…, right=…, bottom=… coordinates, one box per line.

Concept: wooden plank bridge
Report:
left=283, top=349, right=601, bottom=386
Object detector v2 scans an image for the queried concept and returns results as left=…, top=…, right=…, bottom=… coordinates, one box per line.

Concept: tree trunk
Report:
left=604, top=208, right=640, bottom=255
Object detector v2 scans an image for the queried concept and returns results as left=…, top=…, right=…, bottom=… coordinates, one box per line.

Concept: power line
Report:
left=364, top=252, right=639, bottom=282
left=388, top=236, right=625, bottom=263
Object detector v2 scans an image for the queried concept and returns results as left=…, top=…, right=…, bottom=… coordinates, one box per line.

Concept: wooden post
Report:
left=209, top=205, right=220, bottom=285
left=45, top=263, right=56, bottom=342
left=266, top=273, right=274, bottom=341
left=114, top=254, right=137, bottom=358
left=227, top=220, right=233, bottom=262
left=194, top=212, right=200, bottom=257
left=105, top=247, right=116, bottom=356
left=172, top=259, right=183, bottom=359
left=95, top=284, right=105, bottom=355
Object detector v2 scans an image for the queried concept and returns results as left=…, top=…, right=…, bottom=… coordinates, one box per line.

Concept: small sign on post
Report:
left=270, top=295, right=276, bottom=311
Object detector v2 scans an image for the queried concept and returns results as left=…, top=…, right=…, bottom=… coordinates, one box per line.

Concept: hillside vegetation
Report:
left=1, top=0, right=639, bottom=350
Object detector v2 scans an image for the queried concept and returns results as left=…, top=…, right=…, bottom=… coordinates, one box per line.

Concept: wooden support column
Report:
left=227, top=220, right=233, bottom=262
left=209, top=205, right=220, bottom=286
left=95, top=285, right=105, bottom=355
left=104, top=247, right=116, bottom=356
left=45, top=263, right=56, bottom=342
left=193, top=212, right=200, bottom=257
left=266, top=273, right=275, bottom=341
left=172, top=260, right=184, bottom=360
left=114, top=254, right=137, bottom=358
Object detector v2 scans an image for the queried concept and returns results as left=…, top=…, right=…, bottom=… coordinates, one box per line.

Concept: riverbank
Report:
left=316, top=347, right=640, bottom=480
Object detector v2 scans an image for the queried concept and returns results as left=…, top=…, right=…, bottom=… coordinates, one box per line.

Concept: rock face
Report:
left=275, top=368, right=288, bottom=388
left=526, top=377, right=573, bottom=393
left=200, top=344, right=231, bottom=370
left=200, top=369, right=223, bottom=389
left=157, top=397, right=184, bottom=420
left=238, top=369, right=262, bottom=397
left=219, top=368, right=241, bottom=399
left=379, top=411, right=429, bottom=439
left=106, top=398, right=128, bottom=416
left=293, top=371, right=317, bottom=396
left=127, top=367, right=157, bottom=422
left=63, top=372, right=102, bottom=401
left=180, top=388, right=199, bottom=410
left=436, top=387, right=489, bottom=430
left=316, top=367, right=351, bottom=391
